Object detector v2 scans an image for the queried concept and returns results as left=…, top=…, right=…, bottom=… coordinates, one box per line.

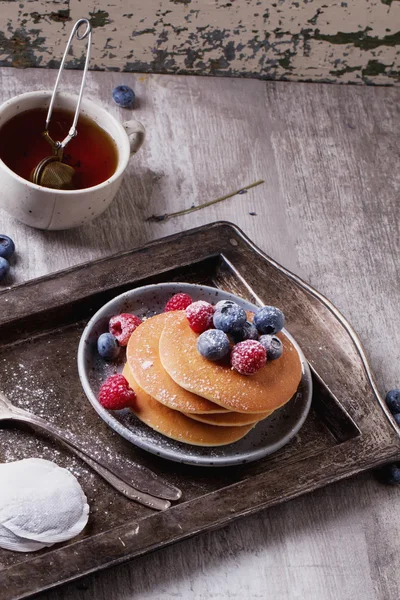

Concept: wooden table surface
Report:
left=0, top=67, right=399, bottom=600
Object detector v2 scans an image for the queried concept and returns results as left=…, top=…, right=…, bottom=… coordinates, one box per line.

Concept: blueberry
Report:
left=378, top=463, right=400, bottom=485
left=0, top=257, right=10, bottom=282
left=112, top=85, right=135, bottom=108
left=197, top=329, right=230, bottom=361
left=97, top=333, right=120, bottom=361
left=213, top=302, right=247, bottom=333
left=0, top=235, right=15, bottom=260
left=394, top=413, right=400, bottom=427
left=215, top=300, right=236, bottom=312
left=254, top=306, right=285, bottom=335
left=385, top=389, right=400, bottom=415
left=231, top=321, right=258, bottom=343
left=259, top=334, right=283, bottom=360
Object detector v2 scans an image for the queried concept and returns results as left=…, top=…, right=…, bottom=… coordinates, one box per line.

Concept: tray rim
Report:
left=0, top=221, right=399, bottom=600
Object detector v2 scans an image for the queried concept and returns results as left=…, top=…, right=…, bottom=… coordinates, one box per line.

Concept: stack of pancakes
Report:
left=123, top=311, right=302, bottom=446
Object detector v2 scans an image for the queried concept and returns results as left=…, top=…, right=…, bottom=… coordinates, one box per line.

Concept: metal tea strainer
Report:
left=31, top=18, right=92, bottom=189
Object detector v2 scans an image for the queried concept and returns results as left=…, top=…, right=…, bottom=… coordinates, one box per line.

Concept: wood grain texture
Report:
left=0, top=68, right=399, bottom=600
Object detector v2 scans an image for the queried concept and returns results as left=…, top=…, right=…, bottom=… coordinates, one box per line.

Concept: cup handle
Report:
left=123, top=119, right=145, bottom=155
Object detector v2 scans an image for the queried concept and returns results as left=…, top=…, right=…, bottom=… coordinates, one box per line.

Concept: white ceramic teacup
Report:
left=0, top=91, right=145, bottom=230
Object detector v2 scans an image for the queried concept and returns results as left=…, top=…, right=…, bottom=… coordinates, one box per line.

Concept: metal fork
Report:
left=0, top=392, right=181, bottom=511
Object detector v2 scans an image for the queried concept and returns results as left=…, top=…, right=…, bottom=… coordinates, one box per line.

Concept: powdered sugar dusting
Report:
left=128, top=313, right=221, bottom=414
left=159, top=312, right=302, bottom=413
left=141, top=360, right=153, bottom=370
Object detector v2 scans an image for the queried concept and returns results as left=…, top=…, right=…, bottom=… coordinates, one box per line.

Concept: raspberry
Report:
left=109, top=313, right=142, bottom=346
left=231, top=340, right=266, bottom=375
left=185, top=301, right=215, bottom=333
left=98, top=374, right=136, bottom=410
left=165, top=293, right=193, bottom=312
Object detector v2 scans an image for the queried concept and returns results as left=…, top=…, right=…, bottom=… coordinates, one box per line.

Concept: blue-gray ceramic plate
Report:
left=77, top=283, right=312, bottom=467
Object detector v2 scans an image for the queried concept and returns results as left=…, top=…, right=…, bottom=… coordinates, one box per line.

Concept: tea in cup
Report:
left=0, top=91, right=145, bottom=230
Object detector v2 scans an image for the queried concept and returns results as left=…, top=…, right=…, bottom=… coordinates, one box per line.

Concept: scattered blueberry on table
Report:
left=0, top=257, right=10, bottom=282
left=379, top=463, right=400, bottom=486
left=112, top=85, right=135, bottom=108
left=385, top=389, right=400, bottom=415
left=378, top=389, right=400, bottom=485
left=0, top=234, right=14, bottom=282
left=0, top=235, right=15, bottom=260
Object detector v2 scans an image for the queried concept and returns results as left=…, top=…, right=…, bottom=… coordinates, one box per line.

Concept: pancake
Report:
left=184, top=409, right=273, bottom=427
left=127, top=313, right=227, bottom=414
left=123, top=365, right=254, bottom=446
left=159, top=312, right=303, bottom=413
left=125, top=359, right=270, bottom=426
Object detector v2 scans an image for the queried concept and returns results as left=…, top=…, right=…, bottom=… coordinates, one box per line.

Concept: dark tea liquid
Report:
left=0, top=107, right=119, bottom=189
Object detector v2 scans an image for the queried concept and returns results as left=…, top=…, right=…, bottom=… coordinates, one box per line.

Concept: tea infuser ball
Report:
left=31, top=156, right=76, bottom=190
left=30, top=18, right=92, bottom=190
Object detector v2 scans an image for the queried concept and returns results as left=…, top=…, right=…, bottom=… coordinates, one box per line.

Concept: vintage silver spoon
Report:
left=0, top=392, right=181, bottom=511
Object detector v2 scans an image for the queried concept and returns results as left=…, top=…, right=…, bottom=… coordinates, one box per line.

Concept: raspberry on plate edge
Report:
left=165, top=292, right=193, bottom=312
left=98, top=374, right=136, bottom=410
left=109, top=313, right=142, bottom=346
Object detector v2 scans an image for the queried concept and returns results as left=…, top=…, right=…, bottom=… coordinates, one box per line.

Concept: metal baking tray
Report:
left=0, top=222, right=398, bottom=600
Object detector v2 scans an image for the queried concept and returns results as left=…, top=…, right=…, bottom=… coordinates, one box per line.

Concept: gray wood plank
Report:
left=0, top=67, right=399, bottom=600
